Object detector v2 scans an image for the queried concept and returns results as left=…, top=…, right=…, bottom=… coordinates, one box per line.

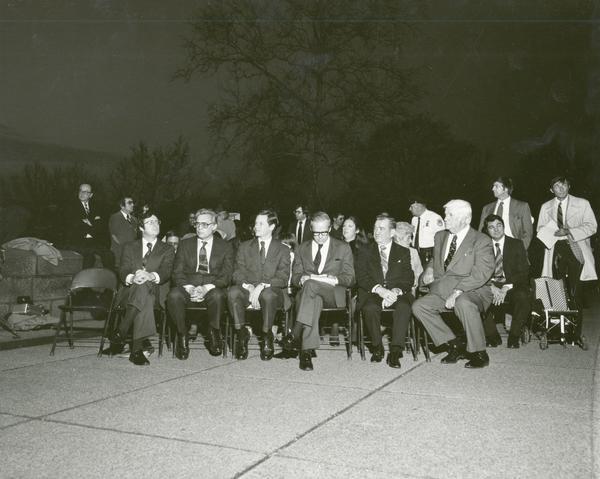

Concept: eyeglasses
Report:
left=294, top=209, right=303, bottom=214
left=195, top=222, right=215, bottom=229
left=312, top=231, right=329, bottom=237
left=125, top=200, right=134, bottom=204
left=80, top=190, right=92, bottom=195
left=144, top=220, right=161, bottom=226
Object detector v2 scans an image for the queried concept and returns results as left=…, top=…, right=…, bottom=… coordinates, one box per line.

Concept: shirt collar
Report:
left=497, top=195, right=511, bottom=204
left=452, top=225, right=470, bottom=243
left=493, top=235, right=505, bottom=250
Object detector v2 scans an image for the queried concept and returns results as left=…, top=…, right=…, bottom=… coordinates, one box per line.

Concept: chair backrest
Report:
left=533, top=277, right=569, bottom=310
left=70, top=268, right=118, bottom=292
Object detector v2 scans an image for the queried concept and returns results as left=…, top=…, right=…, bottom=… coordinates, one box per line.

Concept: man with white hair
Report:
left=412, top=199, right=495, bottom=368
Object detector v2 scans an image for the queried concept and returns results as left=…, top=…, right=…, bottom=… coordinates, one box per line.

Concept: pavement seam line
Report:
left=0, top=351, right=99, bottom=372
left=233, top=359, right=430, bottom=478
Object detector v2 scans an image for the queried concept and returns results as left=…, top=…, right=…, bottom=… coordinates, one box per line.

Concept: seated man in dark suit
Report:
left=167, top=208, right=234, bottom=360
left=412, top=200, right=495, bottom=368
left=482, top=214, right=531, bottom=349
left=356, top=214, right=414, bottom=368
left=282, top=211, right=355, bottom=371
left=228, top=209, right=291, bottom=360
left=111, top=212, right=175, bottom=365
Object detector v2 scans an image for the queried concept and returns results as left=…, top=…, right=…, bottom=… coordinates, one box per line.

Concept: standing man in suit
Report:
left=109, top=196, right=138, bottom=268
left=110, top=213, right=175, bottom=365
left=167, top=208, right=234, bottom=360
left=356, top=215, right=414, bottom=368
left=409, top=198, right=445, bottom=267
left=66, top=183, right=113, bottom=269
left=482, top=214, right=531, bottom=349
left=412, top=200, right=495, bottom=368
left=478, top=176, right=533, bottom=250
left=228, top=209, right=291, bottom=360
left=288, top=205, right=312, bottom=244
left=282, top=211, right=355, bottom=371
left=537, top=176, right=597, bottom=330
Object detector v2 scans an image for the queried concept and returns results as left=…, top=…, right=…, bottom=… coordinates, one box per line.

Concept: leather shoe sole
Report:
left=129, top=351, right=150, bottom=366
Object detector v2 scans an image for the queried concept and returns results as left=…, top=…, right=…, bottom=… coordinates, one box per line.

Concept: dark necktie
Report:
left=197, top=241, right=208, bottom=273
left=557, top=202, right=564, bottom=228
left=296, top=221, right=303, bottom=244
left=142, top=242, right=152, bottom=267
left=493, top=242, right=505, bottom=284
left=259, top=240, right=266, bottom=264
left=414, top=216, right=421, bottom=250
left=313, top=244, right=323, bottom=272
left=496, top=201, right=504, bottom=219
left=379, top=244, right=388, bottom=277
left=126, top=214, right=132, bottom=224
left=444, top=234, right=457, bottom=270
left=83, top=202, right=89, bottom=215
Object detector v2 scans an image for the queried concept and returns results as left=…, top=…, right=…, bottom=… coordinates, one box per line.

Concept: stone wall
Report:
left=0, top=248, right=83, bottom=317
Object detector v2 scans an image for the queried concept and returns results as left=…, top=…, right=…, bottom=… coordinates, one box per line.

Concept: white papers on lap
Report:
left=309, top=274, right=337, bottom=286
left=537, top=219, right=559, bottom=249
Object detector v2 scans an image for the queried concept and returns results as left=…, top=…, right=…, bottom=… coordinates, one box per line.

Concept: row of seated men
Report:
left=105, top=188, right=589, bottom=371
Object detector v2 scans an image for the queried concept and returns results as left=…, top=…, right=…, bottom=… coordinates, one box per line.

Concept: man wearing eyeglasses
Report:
left=66, top=183, right=114, bottom=270
left=110, top=212, right=175, bottom=365
left=109, top=196, right=138, bottom=268
left=287, top=205, right=313, bottom=244
left=282, top=211, right=355, bottom=370
left=167, top=208, right=234, bottom=360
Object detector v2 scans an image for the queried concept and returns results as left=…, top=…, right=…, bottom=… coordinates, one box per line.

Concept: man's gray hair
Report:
left=195, top=208, right=217, bottom=223
left=444, top=199, right=472, bottom=221
left=311, top=211, right=331, bottom=225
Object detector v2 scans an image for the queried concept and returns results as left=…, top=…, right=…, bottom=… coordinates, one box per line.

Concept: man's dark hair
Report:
left=375, top=213, right=396, bottom=230
left=258, top=209, right=279, bottom=229
left=549, top=175, right=570, bottom=189
left=119, top=196, right=133, bottom=208
left=295, top=204, right=309, bottom=215
left=483, top=214, right=504, bottom=231
left=408, top=196, right=427, bottom=207
left=139, top=211, right=157, bottom=227
left=494, top=176, right=514, bottom=195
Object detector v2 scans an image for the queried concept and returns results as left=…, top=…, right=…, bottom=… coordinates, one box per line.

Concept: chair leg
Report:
left=50, top=310, right=67, bottom=356
left=158, top=309, right=165, bottom=358
left=98, top=309, right=114, bottom=357
left=409, top=316, right=418, bottom=361
left=67, top=312, right=74, bottom=348
left=358, top=312, right=366, bottom=361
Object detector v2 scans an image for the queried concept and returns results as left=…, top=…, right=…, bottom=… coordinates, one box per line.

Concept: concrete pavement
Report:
left=1, top=301, right=598, bottom=479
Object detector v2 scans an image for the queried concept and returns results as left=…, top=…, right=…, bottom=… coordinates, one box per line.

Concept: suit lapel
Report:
left=447, top=228, right=474, bottom=269
left=209, top=237, right=220, bottom=271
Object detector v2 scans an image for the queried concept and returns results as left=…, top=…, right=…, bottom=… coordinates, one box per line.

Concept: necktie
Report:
left=259, top=240, right=266, bottom=264
left=493, top=242, right=505, bottom=284
left=313, top=244, right=323, bottom=272
left=444, top=234, right=457, bottom=270
left=197, top=241, right=208, bottom=273
left=296, top=221, right=303, bottom=244
left=414, top=216, right=421, bottom=249
left=143, top=242, right=152, bottom=267
left=379, top=244, right=388, bottom=277
left=83, top=202, right=89, bottom=215
left=126, top=214, right=132, bottom=224
left=557, top=202, right=564, bottom=228
left=496, top=201, right=504, bottom=219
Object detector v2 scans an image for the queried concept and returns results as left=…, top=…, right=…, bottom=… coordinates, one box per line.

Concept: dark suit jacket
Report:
left=109, top=211, right=138, bottom=265
left=233, top=238, right=291, bottom=288
left=496, top=236, right=529, bottom=289
left=429, top=228, right=494, bottom=299
left=478, top=197, right=533, bottom=249
left=356, top=242, right=414, bottom=307
left=172, top=235, right=234, bottom=288
left=287, top=219, right=313, bottom=244
left=118, top=239, right=175, bottom=307
left=66, top=200, right=105, bottom=246
left=292, top=237, right=355, bottom=307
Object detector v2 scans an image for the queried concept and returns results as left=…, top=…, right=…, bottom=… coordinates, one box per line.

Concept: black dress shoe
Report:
left=441, top=345, right=468, bottom=364
left=260, top=331, right=274, bottom=361
left=371, top=344, right=384, bottom=363
left=235, top=327, right=250, bottom=360
left=486, top=334, right=502, bottom=348
left=465, top=350, right=490, bottom=368
left=274, top=349, right=298, bottom=359
left=507, top=335, right=520, bottom=349
left=387, top=349, right=402, bottom=369
left=299, top=350, right=313, bottom=371
left=208, top=328, right=223, bottom=356
left=175, top=334, right=189, bottom=360
left=104, top=331, right=125, bottom=355
left=129, top=349, right=150, bottom=366
left=280, top=333, right=299, bottom=352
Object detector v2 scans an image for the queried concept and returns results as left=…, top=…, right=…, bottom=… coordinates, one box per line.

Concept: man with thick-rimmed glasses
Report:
left=281, top=211, right=355, bottom=371
left=167, top=208, right=234, bottom=360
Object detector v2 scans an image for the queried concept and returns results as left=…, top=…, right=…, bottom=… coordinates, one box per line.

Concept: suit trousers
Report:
left=295, top=279, right=339, bottom=350
left=227, top=285, right=283, bottom=333
left=118, top=283, right=157, bottom=350
left=553, top=241, right=584, bottom=307
left=167, top=286, right=226, bottom=334
left=482, top=285, right=531, bottom=339
left=361, top=293, right=412, bottom=349
left=412, top=288, right=492, bottom=353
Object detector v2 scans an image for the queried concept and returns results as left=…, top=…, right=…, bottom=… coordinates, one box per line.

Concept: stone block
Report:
left=0, top=303, right=10, bottom=317
left=1, top=249, right=36, bottom=277
left=32, top=277, right=72, bottom=301
left=36, top=250, right=83, bottom=276
left=0, top=277, right=33, bottom=303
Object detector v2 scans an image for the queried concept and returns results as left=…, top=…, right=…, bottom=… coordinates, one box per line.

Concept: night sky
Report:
left=1, top=1, right=596, bottom=164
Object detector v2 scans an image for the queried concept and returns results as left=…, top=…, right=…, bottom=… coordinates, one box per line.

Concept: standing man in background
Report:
left=409, top=197, right=445, bottom=267
left=109, top=196, right=138, bottom=268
